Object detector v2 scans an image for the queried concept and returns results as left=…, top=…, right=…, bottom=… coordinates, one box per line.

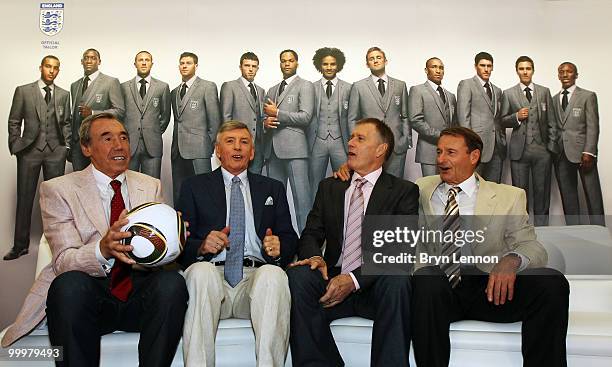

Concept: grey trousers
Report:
left=130, top=136, right=162, bottom=179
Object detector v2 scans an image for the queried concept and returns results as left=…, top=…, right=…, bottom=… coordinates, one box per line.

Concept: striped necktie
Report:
left=439, top=186, right=462, bottom=287
left=341, top=178, right=366, bottom=274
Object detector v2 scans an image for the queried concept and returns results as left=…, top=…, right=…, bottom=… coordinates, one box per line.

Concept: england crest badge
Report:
left=95, top=94, right=103, bottom=103
left=190, top=100, right=199, bottom=109
left=152, top=98, right=159, bottom=107
left=394, top=96, right=400, bottom=106
left=287, top=95, right=294, bottom=104
left=40, top=3, right=64, bottom=36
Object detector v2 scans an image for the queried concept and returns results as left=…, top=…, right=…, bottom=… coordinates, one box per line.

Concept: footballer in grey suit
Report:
left=409, top=57, right=457, bottom=177
left=69, top=48, right=124, bottom=171
left=220, top=52, right=266, bottom=174
left=501, top=56, right=557, bottom=226
left=457, top=52, right=505, bottom=183
left=121, top=51, right=171, bottom=178
left=5, top=56, right=71, bottom=261
left=348, top=46, right=411, bottom=178
left=551, top=62, right=604, bottom=225
left=308, top=47, right=352, bottom=195
left=263, top=50, right=314, bottom=232
left=170, top=52, right=221, bottom=204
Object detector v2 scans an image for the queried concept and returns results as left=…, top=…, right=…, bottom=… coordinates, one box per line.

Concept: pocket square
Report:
left=265, top=196, right=274, bottom=206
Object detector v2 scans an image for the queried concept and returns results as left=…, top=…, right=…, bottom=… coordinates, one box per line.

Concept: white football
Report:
left=121, top=202, right=186, bottom=267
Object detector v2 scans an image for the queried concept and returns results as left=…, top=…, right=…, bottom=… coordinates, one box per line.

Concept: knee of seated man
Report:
left=184, top=261, right=220, bottom=285
left=252, top=265, right=288, bottom=291
left=287, top=265, right=323, bottom=295
left=377, top=275, right=412, bottom=296
left=147, top=271, right=188, bottom=304
left=47, top=271, right=97, bottom=309
left=521, top=268, right=569, bottom=302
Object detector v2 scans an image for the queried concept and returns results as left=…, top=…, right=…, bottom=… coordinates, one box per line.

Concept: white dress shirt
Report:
left=37, top=79, right=54, bottom=99
left=320, top=77, right=338, bottom=96
left=137, top=74, right=152, bottom=95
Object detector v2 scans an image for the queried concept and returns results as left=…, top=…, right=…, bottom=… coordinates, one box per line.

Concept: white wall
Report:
left=1, top=0, right=610, bottom=324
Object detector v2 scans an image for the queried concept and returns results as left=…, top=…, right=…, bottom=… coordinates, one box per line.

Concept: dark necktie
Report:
left=278, top=80, right=287, bottom=96
left=43, top=86, right=51, bottom=105
left=248, top=82, right=257, bottom=101
left=484, top=82, right=492, bottom=100
left=562, top=89, right=569, bottom=111
left=225, top=176, right=245, bottom=287
left=377, top=79, right=385, bottom=96
left=179, top=83, right=187, bottom=100
left=439, top=186, right=462, bottom=288
left=326, top=80, right=333, bottom=99
left=109, top=180, right=132, bottom=302
left=82, top=76, right=90, bottom=94
left=524, top=87, right=532, bottom=103
left=437, top=86, right=446, bottom=105
left=139, top=79, right=147, bottom=99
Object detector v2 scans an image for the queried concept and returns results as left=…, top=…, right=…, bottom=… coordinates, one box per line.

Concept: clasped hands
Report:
left=289, top=256, right=356, bottom=308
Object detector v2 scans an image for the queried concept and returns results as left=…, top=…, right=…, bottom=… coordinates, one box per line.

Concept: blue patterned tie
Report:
left=225, top=176, right=245, bottom=287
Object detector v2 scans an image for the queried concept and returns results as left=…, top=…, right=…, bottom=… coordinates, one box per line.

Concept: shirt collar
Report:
left=283, top=74, right=298, bottom=85
left=85, top=70, right=100, bottom=82
left=351, top=166, right=383, bottom=188
left=371, top=74, right=388, bottom=84
left=183, top=75, right=197, bottom=88
left=38, top=79, right=54, bottom=91
left=520, top=82, right=534, bottom=91
left=476, top=75, right=490, bottom=86
left=241, top=76, right=256, bottom=88
left=221, top=167, right=249, bottom=187
left=320, top=77, right=338, bottom=87
left=138, top=75, right=152, bottom=84
left=427, top=79, right=442, bottom=91
left=562, top=84, right=577, bottom=94
left=91, top=164, right=126, bottom=189
left=440, top=173, right=478, bottom=198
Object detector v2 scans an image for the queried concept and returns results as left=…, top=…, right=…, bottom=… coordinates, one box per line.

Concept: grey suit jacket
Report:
left=219, top=78, right=265, bottom=141
left=1, top=166, right=163, bottom=347
left=263, top=75, right=315, bottom=159
left=308, top=78, right=352, bottom=152
left=121, top=77, right=171, bottom=157
left=457, top=76, right=505, bottom=162
left=414, top=174, right=547, bottom=273
left=70, top=72, right=124, bottom=144
left=8, top=81, right=71, bottom=154
left=500, top=83, right=557, bottom=160
left=170, top=77, right=221, bottom=159
left=408, top=82, right=457, bottom=164
left=348, top=76, right=412, bottom=153
left=551, top=86, right=599, bottom=163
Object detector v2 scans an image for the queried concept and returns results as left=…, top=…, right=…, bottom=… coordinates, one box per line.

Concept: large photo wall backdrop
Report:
left=0, top=0, right=610, bottom=328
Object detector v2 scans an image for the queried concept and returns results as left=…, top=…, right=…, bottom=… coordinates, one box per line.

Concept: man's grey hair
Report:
left=79, top=112, right=124, bottom=146
left=216, top=120, right=252, bottom=141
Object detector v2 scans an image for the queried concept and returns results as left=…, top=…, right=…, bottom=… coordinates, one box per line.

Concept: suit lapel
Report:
left=247, top=172, right=265, bottom=231
left=424, top=82, right=447, bottom=120
left=82, top=73, right=102, bottom=105
left=142, top=78, right=157, bottom=115
left=365, top=78, right=385, bottom=111
left=420, top=175, right=442, bottom=216
left=126, top=170, right=148, bottom=208
left=382, top=78, right=394, bottom=112
left=474, top=174, right=497, bottom=226
left=130, top=77, right=145, bottom=115
left=314, top=80, right=322, bottom=119
left=473, top=76, right=495, bottom=114
left=74, top=166, right=108, bottom=236
left=336, top=80, right=344, bottom=121
left=277, top=76, right=299, bottom=106
left=365, top=173, right=393, bottom=215
left=179, top=77, right=199, bottom=117
left=209, top=169, right=227, bottom=223
left=31, top=83, right=45, bottom=122
left=237, top=78, right=257, bottom=113
left=333, top=179, right=351, bottom=240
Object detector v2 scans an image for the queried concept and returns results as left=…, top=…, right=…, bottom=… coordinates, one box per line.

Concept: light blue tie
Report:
left=225, top=176, right=246, bottom=287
